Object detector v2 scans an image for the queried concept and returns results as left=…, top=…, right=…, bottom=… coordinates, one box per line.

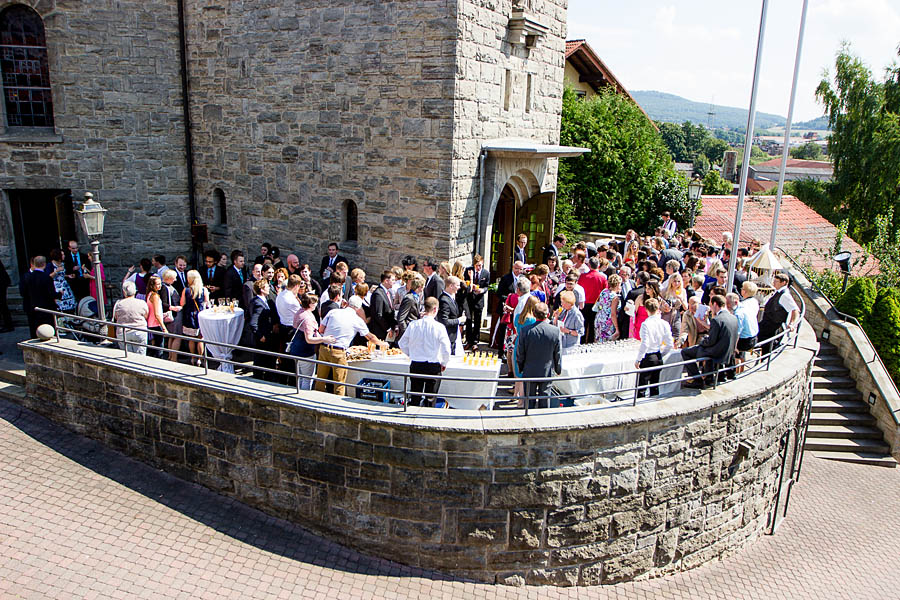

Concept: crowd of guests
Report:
left=19, top=214, right=801, bottom=407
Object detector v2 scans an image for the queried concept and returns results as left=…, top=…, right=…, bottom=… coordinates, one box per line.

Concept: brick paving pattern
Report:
left=1, top=396, right=898, bottom=599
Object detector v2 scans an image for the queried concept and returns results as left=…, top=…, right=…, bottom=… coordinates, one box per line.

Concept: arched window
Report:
left=213, top=188, right=227, bottom=226
left=343, top=199, right=358, bottom=242
left=0, top=5, right=54, bottom=128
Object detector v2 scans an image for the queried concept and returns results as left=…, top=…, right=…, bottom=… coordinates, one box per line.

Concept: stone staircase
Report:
left=806, top=340, right=897, bottom=468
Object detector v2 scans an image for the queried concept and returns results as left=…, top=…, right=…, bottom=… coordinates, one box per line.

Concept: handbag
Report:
left=163, top=311, right=174, bottom=324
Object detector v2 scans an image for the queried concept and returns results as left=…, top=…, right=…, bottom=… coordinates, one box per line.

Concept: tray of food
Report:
left=346, top=346, right=406, bottom=362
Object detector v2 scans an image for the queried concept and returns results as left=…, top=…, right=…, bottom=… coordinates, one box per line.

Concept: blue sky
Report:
left=566, top=0, right=900, bottom=122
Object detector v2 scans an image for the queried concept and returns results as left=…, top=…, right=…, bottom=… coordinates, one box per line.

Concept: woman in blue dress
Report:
left=512, top=295, right=539, bottom=406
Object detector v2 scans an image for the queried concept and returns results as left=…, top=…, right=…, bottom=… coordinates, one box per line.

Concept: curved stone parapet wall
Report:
left=20, top=328, right=816, bottom=586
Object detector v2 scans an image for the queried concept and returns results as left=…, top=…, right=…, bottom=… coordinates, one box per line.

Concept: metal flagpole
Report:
left=727, top=0, right=769, bottom=296
left=770, top=0, right=809, bottom=249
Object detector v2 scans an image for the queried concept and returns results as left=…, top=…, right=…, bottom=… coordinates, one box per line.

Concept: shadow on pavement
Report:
left=0, top=396, right=469, bottom=584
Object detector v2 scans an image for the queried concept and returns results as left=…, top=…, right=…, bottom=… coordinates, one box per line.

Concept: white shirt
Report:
left=554, top=284, right=585, bottom=306
left=398, top=315, right=451, bottom=366
left=662, top=218, right=677, bottom=236
left=320, top=307, right=370, bottom=349
left=776, top=288, right=799, bottom=314
left=275, top=288, right=301, bottom=327
left=155, top=265, right=170, bottom=278
left=735, top=297, right=760, bottom=338
left=637, top=314, right=673, bottom=361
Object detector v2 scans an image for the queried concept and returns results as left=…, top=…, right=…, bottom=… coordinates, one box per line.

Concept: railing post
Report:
left=122, top=326, right=127, bottom=358
left=53, top=313, right=60, bottom=343
left=295, top=359, right=301, bottom=394
left=402, top=375, right=408, bottom=412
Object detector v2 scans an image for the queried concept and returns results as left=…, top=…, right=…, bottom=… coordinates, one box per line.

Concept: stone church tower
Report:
left=0, top=0, right=579, bottom=282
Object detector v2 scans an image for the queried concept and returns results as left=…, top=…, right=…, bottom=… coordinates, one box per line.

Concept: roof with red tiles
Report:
left=745, top=178, right=778, bottom=193
left=693, top=195, right=875, bottom=275
left=754, top=158, right=832, bottom=169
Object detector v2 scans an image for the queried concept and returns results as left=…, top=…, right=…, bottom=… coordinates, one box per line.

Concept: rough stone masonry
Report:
left=20, top=330, right=816, bottom=586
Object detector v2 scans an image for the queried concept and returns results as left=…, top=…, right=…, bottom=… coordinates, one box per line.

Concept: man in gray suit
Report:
left=516, top=302, right=562, bottom=409
left=681, top=295, right=739, bottom=388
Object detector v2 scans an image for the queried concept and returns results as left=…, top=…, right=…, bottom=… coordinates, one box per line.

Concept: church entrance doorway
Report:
left=7, top=189, right=75, bottom=276
left=489, top=186, right=555, bottom=280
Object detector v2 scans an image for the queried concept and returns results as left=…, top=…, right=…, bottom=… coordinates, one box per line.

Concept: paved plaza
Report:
left=1, top=395, right=898, bottom=600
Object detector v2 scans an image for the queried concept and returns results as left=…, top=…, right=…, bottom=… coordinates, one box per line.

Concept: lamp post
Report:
left=834, top=251, right=852, bottom=295
left=687, top=174, right=704, bottom=229
left=75, top=192, right=108, bottom=321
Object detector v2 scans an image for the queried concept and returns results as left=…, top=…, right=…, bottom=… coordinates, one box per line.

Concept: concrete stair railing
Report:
left=806, top=340, right=897, bottom=467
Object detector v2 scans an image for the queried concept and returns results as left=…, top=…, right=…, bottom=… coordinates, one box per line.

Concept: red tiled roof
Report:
left=565, top=39, right=584, bottom=58
left=754, top=158, right=832, bottom=170
left=745, top=178, right=777, bottom=193
left=693, top=195, right=875, bottom=275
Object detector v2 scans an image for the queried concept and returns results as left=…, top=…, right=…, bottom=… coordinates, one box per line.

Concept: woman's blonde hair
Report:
left=186, top=270, right=204, bottom=300
left=451, top=260, right=465, bottom=279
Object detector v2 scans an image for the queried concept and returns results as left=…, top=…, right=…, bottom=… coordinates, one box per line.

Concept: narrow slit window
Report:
left=344, top=199, right=358, bottom=242
left=525, top=73, right=532, bottom=113
left=214, top=188, right=227, bottom=226
left=503, top=69, right=512, bottom=112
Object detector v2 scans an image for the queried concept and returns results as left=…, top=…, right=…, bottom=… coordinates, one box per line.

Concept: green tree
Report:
left=692, top=154, right=710, bottom=177
left=702, top=137, right=730, bottom=164
left=558, top=87, right=676, bottom=233
left=789, top=142, right=824, bottom=160
left=702, top=169, right=733, bottom=195
left=657, top=121, right=687, bottom=162
left=650, top=172, right=699, bottom=231
left=834, top=277, right=877, bottom=326
left=869, top=287, right=900, bottom=383
left=816, top=44, right=900, bottom=242
left=866, top=209, right=900, bottom=288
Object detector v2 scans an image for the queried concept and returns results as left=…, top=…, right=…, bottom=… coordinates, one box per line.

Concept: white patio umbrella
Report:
left=746, top=243, right=783, bottom=285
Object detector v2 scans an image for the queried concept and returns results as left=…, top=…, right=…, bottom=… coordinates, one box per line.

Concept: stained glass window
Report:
left=1, top=6, right=54, bottom=128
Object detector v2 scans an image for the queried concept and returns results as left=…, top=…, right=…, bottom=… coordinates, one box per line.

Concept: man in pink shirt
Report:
left=577, top=256, right=608, bottom=343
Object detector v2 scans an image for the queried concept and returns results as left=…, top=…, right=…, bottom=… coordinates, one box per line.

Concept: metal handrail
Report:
left=778, top=246, right=900, bottom=416
left=34, top=298, right=804, bottom=415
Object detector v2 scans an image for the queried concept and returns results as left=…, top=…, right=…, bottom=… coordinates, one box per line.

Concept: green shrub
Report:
left=867, top=287, right=900, bottom=384
left=834, top=277, right=877, bottom=326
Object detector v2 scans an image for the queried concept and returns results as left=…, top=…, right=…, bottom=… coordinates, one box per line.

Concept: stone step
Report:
left=804, top=437, right=890, bottom=454
left=810, top=375, right=857, bottom=389
left=807, top=424, right=884, bottom=440
left=814, top=354, right=845, bottom=367
left=811, top=399, right=870, bottom=414
left=817, top=341, right=838, bottom=356
left=0, top=380, right=26, bottom=403
left=0, top=359, right=26, bottom=385
left=812, top=364, right=850, bottom=378
left=811, top=451, right=897, bottom=468
left=812, top=388, right=862, bottom=402
left=809, top=412, right=877, bottom=427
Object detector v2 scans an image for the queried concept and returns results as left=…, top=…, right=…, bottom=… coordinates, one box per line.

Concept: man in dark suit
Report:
left=491, top=261, right=523, bottom=350
left=437, top=276, right=465, bottom=351
left=516, top=302, right=562, bottom=409
left=20, top=256, right=61, bottom=338
left=681, top=295, right=739, bottom=388
left=200, top=250, right=225, bottom=299
left=63, top=240, right=91, bottom=300
left=514, top=233, right=528, bottom=264
left=422, top=258, right=444, bottom=301
left=0, top=258, right=12, bottom=332
left=242, top=263, right=263, bottom=311
left=319, top=242, right=349, bottom=286
left=541, top=233, right=567, bottom=265
left=368, top=270, right=397, bottom=342
left=396, top=276, right=423, bottom=341
left=319, top=283, right=342, bottom=320
left=171, top=255, right=190, bottom=297
left=221, top=250, right=246, bottom=302
left=247, top=279, right=275, bottom=380
left=463, top=255, right=490, bottom=350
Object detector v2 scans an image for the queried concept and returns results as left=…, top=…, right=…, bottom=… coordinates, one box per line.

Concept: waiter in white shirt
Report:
left=634, top=298, right=674, bottom=398
left=399, top=297, right=451, bottom=407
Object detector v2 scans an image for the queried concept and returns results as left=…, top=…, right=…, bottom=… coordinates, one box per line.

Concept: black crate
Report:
left=356, top=378, right=391, bottom=403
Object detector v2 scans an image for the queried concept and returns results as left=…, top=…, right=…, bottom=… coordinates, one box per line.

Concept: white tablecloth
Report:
left=345, top=354, right=501, bottom=410
left=556, top=341, right=684, bottom=404
left=198, top=308, right=244, bottom=373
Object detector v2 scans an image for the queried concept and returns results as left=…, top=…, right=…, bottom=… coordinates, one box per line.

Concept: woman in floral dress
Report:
left=48, top=249, right=76, bottom=313
left=594, top=274, right=621, bottom=342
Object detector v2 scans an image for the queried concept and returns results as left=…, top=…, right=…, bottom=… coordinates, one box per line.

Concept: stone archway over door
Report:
left=489, top=188, right=555, bottom=282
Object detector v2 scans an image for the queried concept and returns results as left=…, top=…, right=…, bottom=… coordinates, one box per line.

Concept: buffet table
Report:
left=555, top=340, right=684, bottom=404
left=344, top=353, right=502, bottom=410
left=198, top=307, right=244, bottom=373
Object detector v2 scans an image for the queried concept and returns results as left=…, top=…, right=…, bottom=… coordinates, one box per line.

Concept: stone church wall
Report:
left=0, top=0, right=191, bottom=281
